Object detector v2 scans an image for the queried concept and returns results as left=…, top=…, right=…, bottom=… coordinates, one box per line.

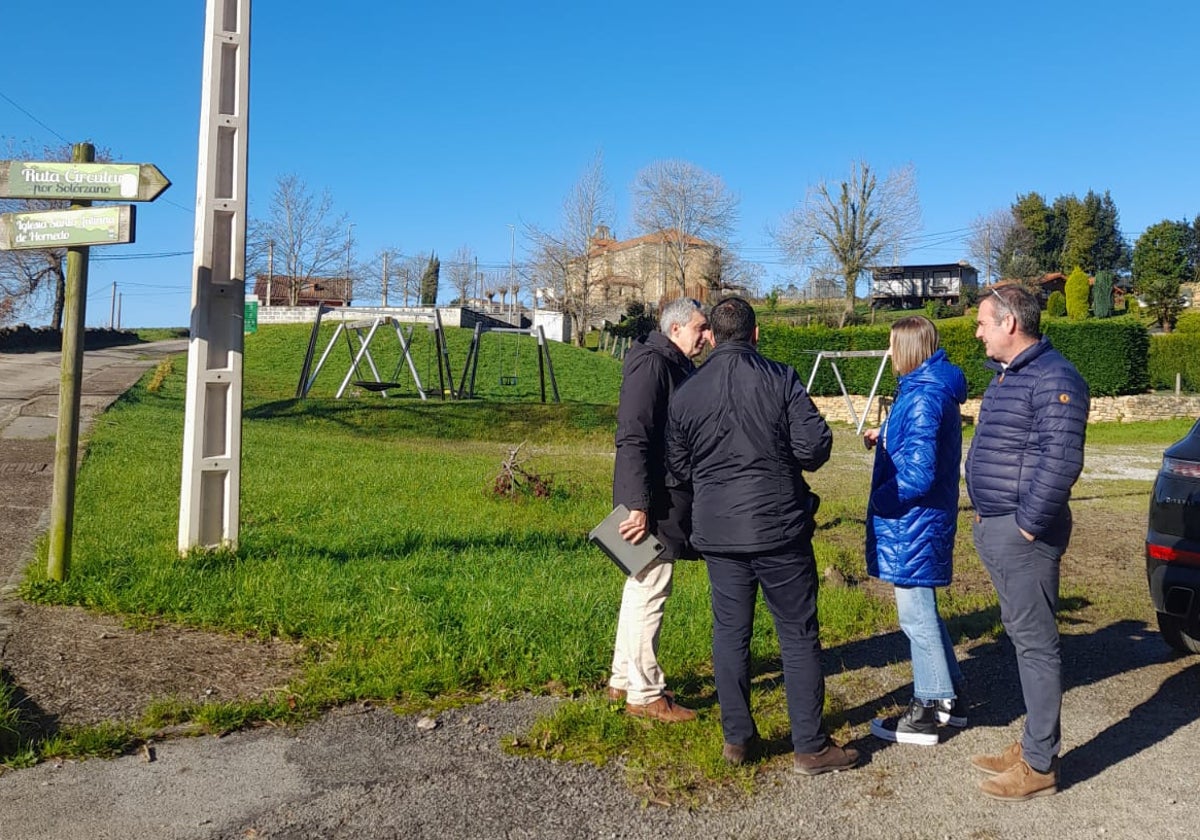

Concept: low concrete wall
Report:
left=812, top=393, right=1200, bottom=427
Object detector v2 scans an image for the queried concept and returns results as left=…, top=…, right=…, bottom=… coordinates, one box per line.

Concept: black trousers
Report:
left=704, top=540, right=826, bottom=754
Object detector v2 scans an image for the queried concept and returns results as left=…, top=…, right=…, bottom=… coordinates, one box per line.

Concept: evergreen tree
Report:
left=1065, top=266, right=1090, bottom=319
left=1011, top=193, right=1057, bottom=274
left=419, top=252, right=440, bottom=306
left=1133, top=220, right=1190, bottom=332
left=1092, top=270, right=1114, bottom=318
left=1047, top=290, right=1067, bottom=317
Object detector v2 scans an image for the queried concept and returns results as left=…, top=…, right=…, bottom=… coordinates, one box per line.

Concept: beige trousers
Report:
left=608, top=558, right=674, bottom=705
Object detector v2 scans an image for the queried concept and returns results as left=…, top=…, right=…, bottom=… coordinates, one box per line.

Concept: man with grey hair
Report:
left=607, top=297, right=711, bottom=722
left=966, top=284, right=1088, bottom=800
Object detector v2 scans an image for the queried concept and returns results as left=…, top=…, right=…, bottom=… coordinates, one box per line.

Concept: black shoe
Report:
left=936, top=694, right=968, bottom=728
left=870, top=698, right=939, bottom=746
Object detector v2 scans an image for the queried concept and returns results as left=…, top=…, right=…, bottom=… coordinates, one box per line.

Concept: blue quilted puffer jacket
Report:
left=965, top=336, right=1089, bottom=544
left=866, top=349, right=968, bottom=587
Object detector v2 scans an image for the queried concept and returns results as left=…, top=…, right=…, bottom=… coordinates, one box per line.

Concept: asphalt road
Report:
left=0, top=342, right=1198, bottom=840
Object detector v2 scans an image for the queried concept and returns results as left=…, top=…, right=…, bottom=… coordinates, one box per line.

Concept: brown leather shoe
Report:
left=978, top=758, right=1059, bottom=801
left=970, top=741, right=1024, bottom=776
left=793, top=742, right=861, bottom=775
left=722, top=737, right=759, bottom=765
left=625, top=696, right=696, bottom=723
left=606, top=687, right=674, bottom=703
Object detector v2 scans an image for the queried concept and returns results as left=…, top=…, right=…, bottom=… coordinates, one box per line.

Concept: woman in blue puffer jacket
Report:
left=864, top=316, right=969, bottom=747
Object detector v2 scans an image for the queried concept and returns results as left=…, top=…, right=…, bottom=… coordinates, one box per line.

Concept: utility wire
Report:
left=0, top=91, right=70, bottom=145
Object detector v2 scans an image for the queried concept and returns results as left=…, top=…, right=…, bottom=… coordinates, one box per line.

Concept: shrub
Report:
left=1047, top=291, right=1068, bottom=317
left=759, top=315, right=1150, bottom=398
left=1044, top=318, right=1150, bottom=396
left=1065, top=267, right=1090, bottom=320
left=1148, top=333, right=1200, bottom=391
left=1174, top=311, right=1200, bottom=333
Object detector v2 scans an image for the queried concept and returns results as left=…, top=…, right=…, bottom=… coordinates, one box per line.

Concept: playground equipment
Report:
left=296, top=306, right=455, bottom=400
left=457, top=324, right=560, bottom=403
left=803, top=348, right=891, bottom=434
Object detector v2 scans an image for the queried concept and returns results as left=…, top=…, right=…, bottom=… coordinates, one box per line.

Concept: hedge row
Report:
left=1149, top=333, right=1200, bottom=391
left=758, top=316, right=1152, bottom=398
left=0, top=325, right=140, bottom=353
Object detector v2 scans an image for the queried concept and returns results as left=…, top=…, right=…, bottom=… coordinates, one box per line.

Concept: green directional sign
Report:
left=0, top=205, right=136, bottom=250
left=0, top=161, right=170, bottom=202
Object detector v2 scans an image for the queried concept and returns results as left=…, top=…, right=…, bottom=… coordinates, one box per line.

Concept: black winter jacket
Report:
left=965, top=336, right=1089, bottom=545
left=612, top=331, right=697, bottom=560
left=665, top=341, right=832, bottom=554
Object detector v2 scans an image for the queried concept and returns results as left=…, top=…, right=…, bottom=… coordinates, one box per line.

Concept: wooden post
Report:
left=46, top=141, right=95, bottom=581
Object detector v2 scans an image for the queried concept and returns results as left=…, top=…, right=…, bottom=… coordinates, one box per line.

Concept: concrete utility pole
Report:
left=109, top=282, right=117, bottom=328
left=46, top=141, right=94, bottom=581
left=508, top=224, right=515, bottom=316
left=381, top=251, right=389, bottom=307
left=178, top=0, right=252, bottom=551
left=345, top=223, right=355, bottom=296
left=266, top=239, right=274, bottom=307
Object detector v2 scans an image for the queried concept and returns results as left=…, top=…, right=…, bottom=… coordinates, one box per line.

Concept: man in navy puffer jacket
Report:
left=964, top=284, right=1089, bottom=802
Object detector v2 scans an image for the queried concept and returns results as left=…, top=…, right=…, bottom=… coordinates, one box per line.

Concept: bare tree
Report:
left=526, top=150, right=613, bottom=345
left=355, top=246, right=404, bottom=305
left=0, top=141, right=113, bottom=328
left=447, top=244, right=476, bottom=305
left=968, top=208, right=1018, bottom=285
left=247, top=174, right=348, bottom=306
left=774, top=161, right=921, bottom=326
left=631, top=159, right=740, bottom=296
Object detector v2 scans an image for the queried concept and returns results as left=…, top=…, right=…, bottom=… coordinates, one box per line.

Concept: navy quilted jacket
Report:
left=866, top=349, right=968, bottom=587
left=965, top=337, right=1089, bottom=543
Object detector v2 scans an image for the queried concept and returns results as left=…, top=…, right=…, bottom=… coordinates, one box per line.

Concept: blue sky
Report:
left=3, top=0, right=1196, bottom=328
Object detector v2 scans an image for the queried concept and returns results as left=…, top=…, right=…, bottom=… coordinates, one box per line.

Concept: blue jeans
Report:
left=893, top=584, right=963, bottom=702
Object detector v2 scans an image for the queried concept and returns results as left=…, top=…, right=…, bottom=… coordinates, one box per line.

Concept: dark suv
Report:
left=1146, top=418, right=1200, bottom=653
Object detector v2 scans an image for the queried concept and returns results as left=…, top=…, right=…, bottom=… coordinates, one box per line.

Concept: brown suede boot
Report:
left=793, top=742, right=861, bottom=775
left=970, top=741, right=1024, bottom=776
left=625, top=696, right=696, bottom=723
left=978, top=758, right=1059, bottom=801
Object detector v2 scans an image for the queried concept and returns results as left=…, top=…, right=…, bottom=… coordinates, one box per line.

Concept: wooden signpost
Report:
left=0, top=145, right=170, bottom=581
left=0, top=161, right=170, bottom=203
left=0, top=205, right=135, bottom=251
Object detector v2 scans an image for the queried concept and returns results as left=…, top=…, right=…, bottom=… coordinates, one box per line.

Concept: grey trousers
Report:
left=973, top=513, right=1067, bottom=773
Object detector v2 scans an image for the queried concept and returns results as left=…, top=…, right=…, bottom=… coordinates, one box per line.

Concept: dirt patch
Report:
left=0, top=602, right=303, bottom=730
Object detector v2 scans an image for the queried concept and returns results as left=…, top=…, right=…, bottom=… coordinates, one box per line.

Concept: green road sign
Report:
left=0, top=205, right=136, bottom=250
left=0, top=161, right=170, bottom=202
left=244, top=297, right=259, bottom=334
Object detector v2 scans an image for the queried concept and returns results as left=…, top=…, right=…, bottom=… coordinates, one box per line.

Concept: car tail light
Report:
left=1148, top=542, right=1200, bottom=565
left=1163, top=456, right=1200, bottom=478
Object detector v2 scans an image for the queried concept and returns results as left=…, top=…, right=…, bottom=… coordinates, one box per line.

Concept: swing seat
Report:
left=354, top=380, right=405, bottom=392
left=500, top=376, right=519, bottom=386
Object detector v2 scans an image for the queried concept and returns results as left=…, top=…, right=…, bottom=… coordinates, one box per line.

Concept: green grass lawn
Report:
left=6, top=323, right=1188, bottom=800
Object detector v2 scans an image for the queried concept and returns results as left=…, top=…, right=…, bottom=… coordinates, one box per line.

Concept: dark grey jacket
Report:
left=612, top=331, right=697, bottom=560
left=665, top=340, right=832, bottom=554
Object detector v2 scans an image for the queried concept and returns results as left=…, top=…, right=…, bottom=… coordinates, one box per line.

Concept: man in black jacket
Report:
left=607, top=297, right=710, bottom=723
left=666, top=296, right=859, bottom=773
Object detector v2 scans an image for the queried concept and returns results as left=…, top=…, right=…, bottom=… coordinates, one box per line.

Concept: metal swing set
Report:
left=803, top=348, right=892, bottom=434
left=295, top=306, right=456, bottom=400
left=457, top=323, right=560, bottom=403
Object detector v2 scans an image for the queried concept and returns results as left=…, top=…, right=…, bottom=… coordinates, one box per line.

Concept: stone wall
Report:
left=811, top=393, right=1200, bottom=427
